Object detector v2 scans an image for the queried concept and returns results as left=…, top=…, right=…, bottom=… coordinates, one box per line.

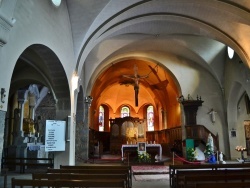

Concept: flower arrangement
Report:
left=186, top=148, right=197, bottom=161
left=137, top=151, right=151, bottom=163
left=235, top=146, right=246, bottom=151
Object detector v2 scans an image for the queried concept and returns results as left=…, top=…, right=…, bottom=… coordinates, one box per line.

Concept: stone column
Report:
left=15, top=90, right=27, bottom=159
left=17, top=90, right=27, bottom=135
left=29, top=95, right=36, bottom=119
left=82, top=96, right=93, bottom=161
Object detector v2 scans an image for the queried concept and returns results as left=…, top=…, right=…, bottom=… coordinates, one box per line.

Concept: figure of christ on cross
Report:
left=123, top=64, right=148, bottom=106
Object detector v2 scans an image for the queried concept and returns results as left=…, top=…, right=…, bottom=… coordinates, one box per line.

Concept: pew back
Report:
left=195, top=182, right=250, bottom=188
left=33, top=173, right=129, bottom=188
left=184, top=174, right=250, bottom=188
left=47, top=168, right=129, bottom=174
left=12, top=178, right=126, bottom=188
left=47, top=168, right=131, bottom=187
left=60, top=164, right=132, bottom=187
left=169, top=163, right=250, bottom=188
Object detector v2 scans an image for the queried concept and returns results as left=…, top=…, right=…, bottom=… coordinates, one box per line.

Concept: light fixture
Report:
left=51, top=0, right=61, bottom=7
left=227, top=46, right=234, bottom=59
left=1, top=88, right=6, bottom=103
left=71, top=72, right=79, bottom=91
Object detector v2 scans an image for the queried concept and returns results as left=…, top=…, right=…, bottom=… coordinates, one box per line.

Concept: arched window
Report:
left=147, top=105, right=154, bottom=131
left=99, top=106, right=104, bottom=131
left=121, top=106, right=130, bottom=118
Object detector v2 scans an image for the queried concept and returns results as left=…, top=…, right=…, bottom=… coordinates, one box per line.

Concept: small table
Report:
left=121, top=144, right=162, bottom=161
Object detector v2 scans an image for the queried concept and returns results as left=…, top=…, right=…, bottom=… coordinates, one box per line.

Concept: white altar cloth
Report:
left=121, top=144, right=162, bottom=161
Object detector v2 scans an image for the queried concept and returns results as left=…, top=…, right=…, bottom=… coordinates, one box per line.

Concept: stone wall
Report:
left=0, top=110, right=6, bottom=172
left=35, top=93, right=56, bottom=144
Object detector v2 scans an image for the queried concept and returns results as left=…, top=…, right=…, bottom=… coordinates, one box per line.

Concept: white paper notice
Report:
left=45, top=120, right=66, bottom=152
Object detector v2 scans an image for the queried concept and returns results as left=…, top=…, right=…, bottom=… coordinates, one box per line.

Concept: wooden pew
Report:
left=33, top=173, right=129, bottom=188
left=12, top=177, right=126, bottom=188
left=60, top=164, right=132, bottom=187
left=60, top=165, right=131, bottom=177
left=60, top=164, right=131, bottom=170
left=184, top=174, right=250, bottom=188
left=2, top=157, right=54, bottom=173
left=194, top=182, right=250, bottom=188
left=169, top=163, right=250, bottom=187
left=175, top=169, right=250, bottom=187
left=12, top=178, right=55, bottom=188
left=48, top=168, right=131, bottom=188
left=47, top=168, right=129, bottom=175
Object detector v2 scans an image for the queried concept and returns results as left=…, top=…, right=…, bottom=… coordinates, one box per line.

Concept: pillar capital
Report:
left=17, top=89, right=28, bottom=103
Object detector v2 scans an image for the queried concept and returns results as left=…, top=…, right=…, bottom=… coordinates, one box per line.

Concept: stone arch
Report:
left=89, top=58, right=182, bottom=130
left=228, top=81, right=250, bottom=159
left=4, top=44, right=70, bottom=166
left=14, top=44, right=70, bottom=118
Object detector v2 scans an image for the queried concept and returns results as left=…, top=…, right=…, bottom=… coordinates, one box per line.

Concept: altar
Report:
left=121, top=144, right=162, bottom=161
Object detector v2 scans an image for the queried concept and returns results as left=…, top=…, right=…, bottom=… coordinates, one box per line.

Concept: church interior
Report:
left=0, top=0, right=250, bottom=171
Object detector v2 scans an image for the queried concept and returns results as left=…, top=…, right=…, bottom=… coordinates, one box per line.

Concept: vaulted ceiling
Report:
left=10, top=0, right=250, bottom=128
left=65, top=0, right=250, bottom=128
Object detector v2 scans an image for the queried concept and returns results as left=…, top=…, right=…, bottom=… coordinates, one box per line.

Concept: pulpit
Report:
left=181, top=99, right=204, bottom=125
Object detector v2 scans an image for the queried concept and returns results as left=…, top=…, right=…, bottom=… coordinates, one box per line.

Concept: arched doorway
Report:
left=3, top=44, right=70, bottom=168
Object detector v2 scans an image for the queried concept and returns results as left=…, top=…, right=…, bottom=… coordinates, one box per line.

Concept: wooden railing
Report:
left=185, top=124, right=219, bottom=151
left=148, top=124, right=219, bottom=157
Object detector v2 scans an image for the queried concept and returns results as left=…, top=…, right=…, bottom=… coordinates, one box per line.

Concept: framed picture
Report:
left=138, top=142, right=146, bottom=152
left=230, top=129, right=236, bottom=137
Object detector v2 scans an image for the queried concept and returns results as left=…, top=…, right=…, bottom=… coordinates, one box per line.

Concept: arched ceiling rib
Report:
left=67, top=0, right=250, bottom=74
left=11, top=45, right=70, bottom=102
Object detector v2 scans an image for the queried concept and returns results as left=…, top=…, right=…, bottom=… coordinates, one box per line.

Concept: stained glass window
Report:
left=147, top=105, right=154, bottom=131
left=99, top=106, right=104, bottom=131
left=121, top=106, right=130, bottom=117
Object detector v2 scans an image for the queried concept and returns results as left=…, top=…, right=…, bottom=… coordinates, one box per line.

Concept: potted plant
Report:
left=186, top=148, right=197, bottom=162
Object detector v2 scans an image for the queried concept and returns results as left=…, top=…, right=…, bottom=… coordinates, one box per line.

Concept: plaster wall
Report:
left=0, top=0, right=76, bottom=166
left=225, top=54, right=250, bottom=159
left=0, top=0, right=75, bottom=111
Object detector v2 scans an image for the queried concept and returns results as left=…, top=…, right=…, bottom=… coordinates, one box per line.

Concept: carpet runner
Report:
left=132, top=165, right=169, bottom=181
left=132, top=165, right=169, bottom=174
left=134, top=174, right=169, bottom=181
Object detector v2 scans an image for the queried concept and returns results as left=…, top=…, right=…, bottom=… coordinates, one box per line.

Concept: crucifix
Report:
left=123, top=64, right=148, bottom=106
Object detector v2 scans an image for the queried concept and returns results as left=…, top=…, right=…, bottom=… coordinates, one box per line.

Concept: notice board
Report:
left=45, top=120, right=66, bottom=152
